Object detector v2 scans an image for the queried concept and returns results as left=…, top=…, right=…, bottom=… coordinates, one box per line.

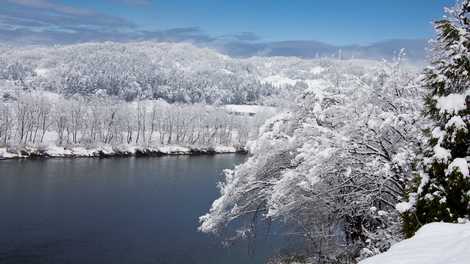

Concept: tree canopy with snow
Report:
left=0, top=42, right=279, bottom=104
left=199, top=54, right=422, bottom=262
left=400, top=0, right=470, bottom=237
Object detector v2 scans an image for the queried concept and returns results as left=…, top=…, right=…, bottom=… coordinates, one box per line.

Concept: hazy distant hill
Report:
left=0, top=27, right=427, bottom=62
left=217, top=38, right=427, bottom=61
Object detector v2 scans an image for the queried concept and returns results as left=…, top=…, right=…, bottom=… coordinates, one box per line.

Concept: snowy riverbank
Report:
left=0, top=144, right=247, bottom=160
left=359, top=222, right=470, bottom=264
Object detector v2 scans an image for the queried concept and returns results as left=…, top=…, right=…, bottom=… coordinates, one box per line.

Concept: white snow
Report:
left=213, top=146, right=237, bottom=153
left=431, top=127, right=445, bottom=142
left=446, top=158, right=469, bottom=178
left=158, top=146, right=192, bottom=154
left=218, top=69, right=233, bottom=75
left=34, top=68, right=50, bottom=78
left=45, top=145, right=73, bottom=157
left=395, top=202, right=413, bottom=213
left=377, top=210, right=388, bottom=216
left=71, top=147, right=96, bottom=157
left=417, top=171, right=429, bottom=195
left=224, top=104, right=276, bottom=115
left=304, top=79, right=330, bottom=90
left=432, top=145, right=452, bottom=162
left=445, top=115, right=468, bottom=131
left=260, top=71, right=329, bottom=92
left=310, top=66, right=325, bottom=74
left=436, top=93, right=467, bottom=114
left=359, top=223, right=470, bottom=264
left=115, top=145, right=138, bottom=154
left=262, top=77, right=329, bottom=93
left=261, top=75, right=299, bottom=87
left=0, top=148, right=17, bottom=159
left=0, top=144, right=245, bottom=159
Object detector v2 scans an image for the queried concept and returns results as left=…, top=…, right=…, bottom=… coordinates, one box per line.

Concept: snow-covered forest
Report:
left=0, top=91, right=274, bottom=157
left=0, top=42, right=280, bottom=104
left=1, top=0, right=469, bottom=263
left=0, top=42, right=390, bottom=158
left=0, top=43, right=292, bottom=157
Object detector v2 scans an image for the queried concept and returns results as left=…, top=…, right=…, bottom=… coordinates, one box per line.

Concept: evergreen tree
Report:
left=401, top=0, right=470, bottom=237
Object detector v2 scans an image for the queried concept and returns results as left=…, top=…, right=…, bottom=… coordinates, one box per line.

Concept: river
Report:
left=0, top=155, right=285, bottom=264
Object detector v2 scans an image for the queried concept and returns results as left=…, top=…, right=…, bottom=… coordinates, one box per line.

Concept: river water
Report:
left=0, top=155, right=285, bottom=264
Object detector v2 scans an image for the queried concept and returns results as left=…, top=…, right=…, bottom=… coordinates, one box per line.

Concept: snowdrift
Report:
left=359, top=223, right=470, bottom=264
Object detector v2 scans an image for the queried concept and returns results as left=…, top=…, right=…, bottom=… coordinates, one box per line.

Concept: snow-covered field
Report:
left=359, top=223, right=470, bottom=264
left=223, top=104, right=276, bottom=115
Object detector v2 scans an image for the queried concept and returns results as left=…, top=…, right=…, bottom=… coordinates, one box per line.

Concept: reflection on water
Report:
left=0, top=156, right=284, bottom=264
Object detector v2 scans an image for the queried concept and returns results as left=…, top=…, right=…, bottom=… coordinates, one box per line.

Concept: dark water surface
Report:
left=0, top=155, right=283, bottom=264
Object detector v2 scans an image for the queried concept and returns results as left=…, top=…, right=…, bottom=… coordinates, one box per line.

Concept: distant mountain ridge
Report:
left=215, top=38, right=427, bottom=61
left=0, top=26, right=427, bottom=62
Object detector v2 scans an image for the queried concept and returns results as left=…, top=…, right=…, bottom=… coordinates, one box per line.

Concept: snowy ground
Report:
left=359, top=223, right=470, bottom=264
left=223, top=104, right=276, bottom=115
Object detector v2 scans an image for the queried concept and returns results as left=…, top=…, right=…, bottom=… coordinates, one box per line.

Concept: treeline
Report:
left=0, top=92, right=270, bottom=148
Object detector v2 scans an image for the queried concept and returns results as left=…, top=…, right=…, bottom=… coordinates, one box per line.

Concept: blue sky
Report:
left=0, top=0, right=456, bottom=45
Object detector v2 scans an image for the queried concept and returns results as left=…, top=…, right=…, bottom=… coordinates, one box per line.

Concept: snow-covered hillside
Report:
left=0, top=42, right=407, bottom=105
left=359, top=223, right=470, bottom=264
left=1, top=42, right=418, bottom=160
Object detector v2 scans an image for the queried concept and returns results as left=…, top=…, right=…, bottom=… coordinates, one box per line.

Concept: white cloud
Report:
left=6, top=0, right=93, bottom=16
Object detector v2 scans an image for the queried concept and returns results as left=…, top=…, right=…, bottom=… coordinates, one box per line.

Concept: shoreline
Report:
left=0, top=145, right=249, bottom=160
